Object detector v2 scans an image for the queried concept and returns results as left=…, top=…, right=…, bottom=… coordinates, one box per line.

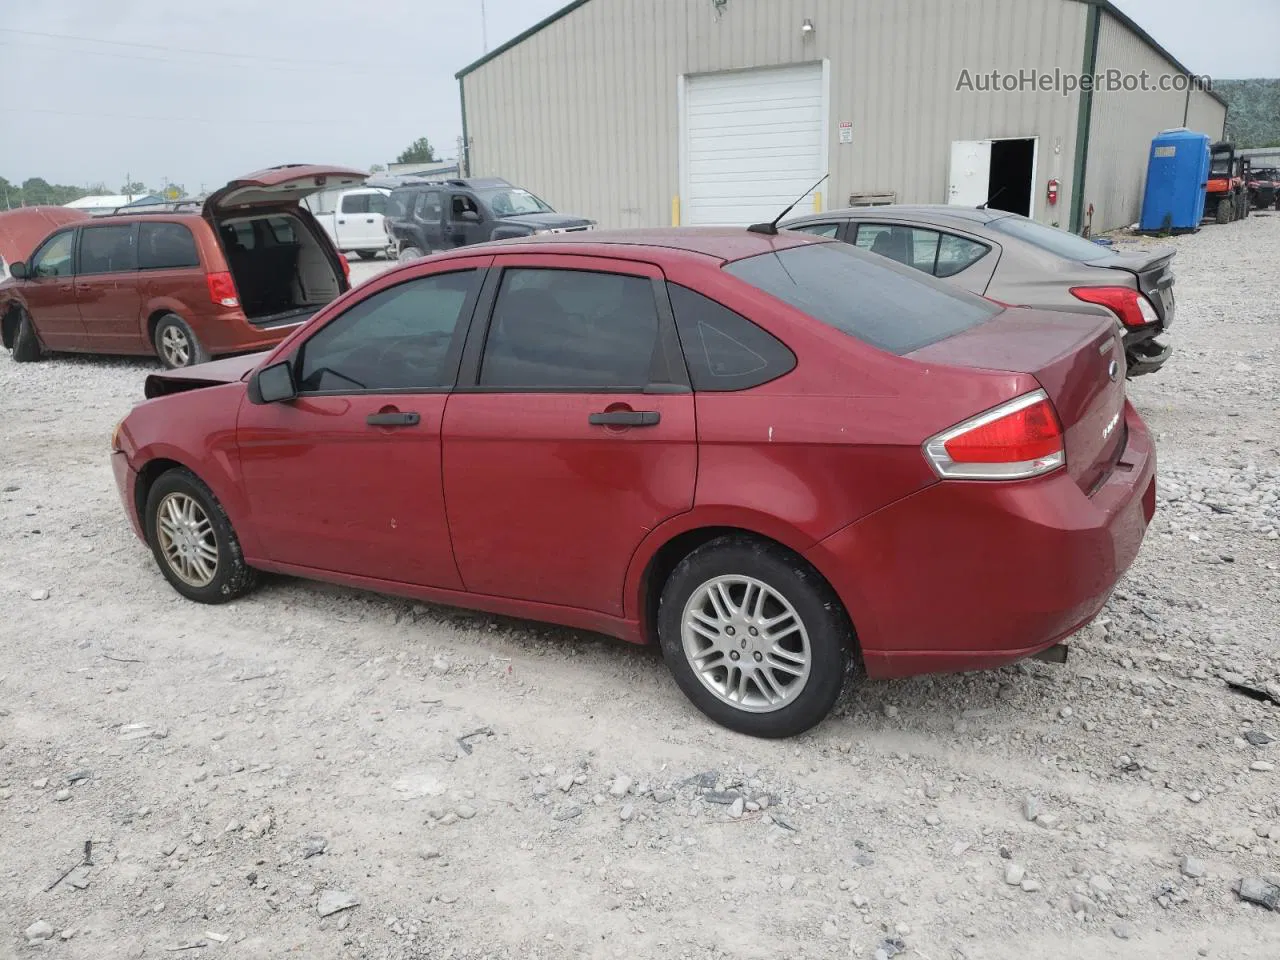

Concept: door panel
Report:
left=76, top=223, right=144, bottom=352
left=443, top=393, right=695, bottom=614
left=20, top=229, right=84, bottom=349
left=949, top=139, right=993, bottom=207
left=442, top=255, right=696, bottom=616
left=237, top=394, right=461, bottom=587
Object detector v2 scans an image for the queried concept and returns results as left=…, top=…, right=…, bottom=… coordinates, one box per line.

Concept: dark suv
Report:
left=382, top=177, right=594, bottom=260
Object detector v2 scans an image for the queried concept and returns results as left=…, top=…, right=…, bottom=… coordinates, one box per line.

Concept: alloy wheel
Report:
left=155, top=492, right=219, bottom=587
left=160, top=325, right=191, bottom=367
left=680, top=575, right=811, bottom=713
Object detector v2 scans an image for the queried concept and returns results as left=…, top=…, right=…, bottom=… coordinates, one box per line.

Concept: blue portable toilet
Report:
left=1139, top=128, right=1211, bottom=233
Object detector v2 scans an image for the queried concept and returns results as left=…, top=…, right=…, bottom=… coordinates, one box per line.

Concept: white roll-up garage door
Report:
left=682, top=63, right=826, bottom=226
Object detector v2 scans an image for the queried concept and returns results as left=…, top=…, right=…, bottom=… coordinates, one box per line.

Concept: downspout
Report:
left=459, top=77, right=471, bottom=178
left=1070, top=3, right=1101, bottom=234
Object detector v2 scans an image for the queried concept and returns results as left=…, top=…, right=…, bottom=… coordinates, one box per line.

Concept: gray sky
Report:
left=1, top=0, right=1275, bottom=192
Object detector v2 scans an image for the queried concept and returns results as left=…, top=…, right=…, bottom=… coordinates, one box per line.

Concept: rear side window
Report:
left=480, top=268, right=660, bottom=389
left=724, top=243, right=1000, bottom=355
left=266, top=217, right=297, bottom=244
left=667, top=284, right=795, bottom=391
left=78, top=224, right=138, bottom=275
left=385, top=189, right=413, bottom=219
left=139, top=222, right=199, bottom=270
left=988, top=215, right=1113, bottom=262
left=416, top=191, right=443, bottom=220
left=935, top=233, right=991, bottom=278
left=340, top=192, right=387, bottom=215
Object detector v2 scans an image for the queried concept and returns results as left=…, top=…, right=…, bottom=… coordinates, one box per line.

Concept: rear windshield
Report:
left=988, top=215, right=1116, bottom=261
left=724, top=241, right=999, bottom=355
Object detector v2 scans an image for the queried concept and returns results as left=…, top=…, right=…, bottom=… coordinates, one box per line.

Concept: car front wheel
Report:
left=8, top=308, right=44, bottom=362
left=657, top=536, right=852, bottom=738
left=144, top=468, right=258, bottom=604
left=398, top=246, right=424, bottom=262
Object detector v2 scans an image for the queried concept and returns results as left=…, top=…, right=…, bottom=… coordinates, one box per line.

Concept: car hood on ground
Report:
left=497, top=212, right=595, bottom=229
left=0, top=207, right=89, bottom=273
left=143, top=352, right=267, bottom=399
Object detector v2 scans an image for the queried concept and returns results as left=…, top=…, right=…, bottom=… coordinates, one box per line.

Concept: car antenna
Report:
left=748, top=173, right=830, bottom=235
left=977, top=186, right=1007, bottom=210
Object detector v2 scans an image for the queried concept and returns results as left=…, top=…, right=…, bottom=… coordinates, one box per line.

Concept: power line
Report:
left=9, top=106, right=336, bottom=128
left=0, top=39, right=393, bottom=77
left=0, top=25, right=387, bottom=70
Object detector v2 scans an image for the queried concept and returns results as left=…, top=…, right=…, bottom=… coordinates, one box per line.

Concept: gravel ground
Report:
left=2, top=221, right=1279, bottom=960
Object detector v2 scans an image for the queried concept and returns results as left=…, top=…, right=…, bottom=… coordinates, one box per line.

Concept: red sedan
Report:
left=110, top=229, right=1156, bottom=738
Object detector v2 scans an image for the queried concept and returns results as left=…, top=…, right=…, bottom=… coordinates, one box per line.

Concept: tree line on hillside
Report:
left=1, top=176, right=189, bottom=209
left=1217, top=79, right=1280, bottom=148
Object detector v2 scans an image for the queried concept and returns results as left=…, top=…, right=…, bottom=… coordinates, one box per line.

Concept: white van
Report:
left=302, top=187, right=392, bottom=260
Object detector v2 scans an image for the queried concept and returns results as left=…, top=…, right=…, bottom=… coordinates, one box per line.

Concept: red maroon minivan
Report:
left=110, top=228, right=1156, bottom=737
left=1, top=165, right=365, bottom=368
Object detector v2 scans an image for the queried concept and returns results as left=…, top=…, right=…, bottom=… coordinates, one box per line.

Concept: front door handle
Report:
left=366, top=218, right=375, bottom=223
left=366, top=411, right=420, bottom=427
left=588, top=410, right=660, bottom=427
left=338, top=218, right=346, bottom=224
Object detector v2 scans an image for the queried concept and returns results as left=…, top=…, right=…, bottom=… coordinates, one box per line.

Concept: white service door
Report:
left=948, top=140, right=993, bottom=207
left=684, top=64, right=825, bottom=226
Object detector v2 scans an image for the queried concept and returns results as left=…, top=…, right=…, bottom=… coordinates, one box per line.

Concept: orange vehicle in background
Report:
left=1206, top=142, right=1250, bottom=224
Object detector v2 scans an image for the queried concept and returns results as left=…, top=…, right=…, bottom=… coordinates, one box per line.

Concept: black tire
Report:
left=144, top=468, right=258, bottom=604
left=356, top=250, right=380, bottom=261
left=1241, top=193, right=1251, bottom=219
left=1216, top=197, right=1233, bottom=224
left=153, top=313, right=209, bottom=369
left=657, top=535, right=853, bottom=738
left=8, top=308, right=44, bottom=362
left=398, top=246, right=424, bottom=262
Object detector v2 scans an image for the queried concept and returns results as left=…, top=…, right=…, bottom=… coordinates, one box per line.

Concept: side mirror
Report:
left=252, top=361, right=297, bottom=404
left=8, top=261, right=28, bottom=280
left=460, top=210, right=481, bottom=223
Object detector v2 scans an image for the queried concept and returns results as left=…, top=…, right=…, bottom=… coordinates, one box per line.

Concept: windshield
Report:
left=724, top=242, right=1000, bottom=355
left=481, top=188, right=553, bottom=216
left=988, top=215, right=1118, bottom=262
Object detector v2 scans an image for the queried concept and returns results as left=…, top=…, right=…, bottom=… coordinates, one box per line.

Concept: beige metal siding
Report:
left=462, top=0, right=1088, bottom=229
left=1185, top=89, right=1227, bottom=143
left=1084, top=10, right=1219, bottom=232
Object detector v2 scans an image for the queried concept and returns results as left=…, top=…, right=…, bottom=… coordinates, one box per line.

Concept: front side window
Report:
left=789, top=222, right=840, bottom=238
left=139, top=222, right=200, bottom=270
left=480, top=268, right=660, bottom=389
left=30, top=230, right=76, bottom=278
left=667, top=284, right=795, bottom=391
left=78, top=224, right=138, bottom=275
left=450, top=194, right=481, bottom=221
left=724, top=243, right=1000, bottom=355
left=297, top=270, right=480, bottom=393
left=853, top=223, right=941, bottom=274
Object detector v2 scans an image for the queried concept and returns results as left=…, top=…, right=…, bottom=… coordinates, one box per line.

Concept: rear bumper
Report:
left=805, top=401, right=1156, bottom=679
left=112, top=451, right=145, bottom=542
left=1123, top=324, right=1171, bottom=377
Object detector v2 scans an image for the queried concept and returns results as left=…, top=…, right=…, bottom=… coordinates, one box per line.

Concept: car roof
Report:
left=784, top=204, right=1018, bottom=228
left=430, top=227, right=823, bottom=264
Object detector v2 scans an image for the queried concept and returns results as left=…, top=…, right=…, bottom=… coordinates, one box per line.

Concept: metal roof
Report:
left=456, top=0, right=1227, bottom=110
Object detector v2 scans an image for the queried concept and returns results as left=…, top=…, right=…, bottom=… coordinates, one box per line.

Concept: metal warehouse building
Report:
left=457, top=0, right=1227, bottom=234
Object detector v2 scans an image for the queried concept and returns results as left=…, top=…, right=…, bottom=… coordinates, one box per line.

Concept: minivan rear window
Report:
left=724, top=242, right=1000, bottom=355
left=987, top=215, right=1116, bottom=262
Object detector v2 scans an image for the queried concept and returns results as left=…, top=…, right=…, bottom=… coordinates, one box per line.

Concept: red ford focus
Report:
left=110, top=229, right=1155, bottom=738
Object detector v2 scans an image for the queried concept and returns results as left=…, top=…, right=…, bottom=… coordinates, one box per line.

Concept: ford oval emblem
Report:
left=1108, top=359, right=1120, bottom=382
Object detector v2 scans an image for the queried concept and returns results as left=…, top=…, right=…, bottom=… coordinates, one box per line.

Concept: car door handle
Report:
left=588, top=410, right=660, bottom=427
left=338, top=218, right=346, bottom=224
left=366, top=218, right=375, bottom=223
left=366, top=411, right=420, bottom=427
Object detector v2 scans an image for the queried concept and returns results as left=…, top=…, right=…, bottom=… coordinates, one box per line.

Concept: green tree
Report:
left=121, top=180, right=147, bottom=195
left=369, top=163, right=386, bottom=174
left=395, top=138, right=437, bottom=164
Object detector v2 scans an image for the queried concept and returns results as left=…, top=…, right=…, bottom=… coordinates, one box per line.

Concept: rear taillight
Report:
left=338, top=252, right=351, bottom=285
left=205, top=271, right=240, bottom=308
left=1070, top=286, right=1159, bottom=328
left=924, top=390, right=1065, bottom=480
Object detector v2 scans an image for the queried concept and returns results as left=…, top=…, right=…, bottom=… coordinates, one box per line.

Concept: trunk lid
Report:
left=205, top=164, right=369, bottom=217
left=1085, top=247, right=1177, bottom=328
left=143, top=352, right=266, bottom=399
left=909, top=308, right=1126, bottom=493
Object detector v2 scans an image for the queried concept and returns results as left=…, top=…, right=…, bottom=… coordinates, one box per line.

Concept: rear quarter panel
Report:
left=987, top=242, right=1132, bottom=316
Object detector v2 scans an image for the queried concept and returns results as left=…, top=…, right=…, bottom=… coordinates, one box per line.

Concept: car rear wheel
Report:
left=144, top=468, right=258, bottom=604
left=657, top=536, right=852, bottom=738
left=153, top=313, right=209, bottom=369
left=356, top=250, right=380, bottom=261
left=398, top=246, right=424, bottom=262
left=8, top=308, right=44, bottom=363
